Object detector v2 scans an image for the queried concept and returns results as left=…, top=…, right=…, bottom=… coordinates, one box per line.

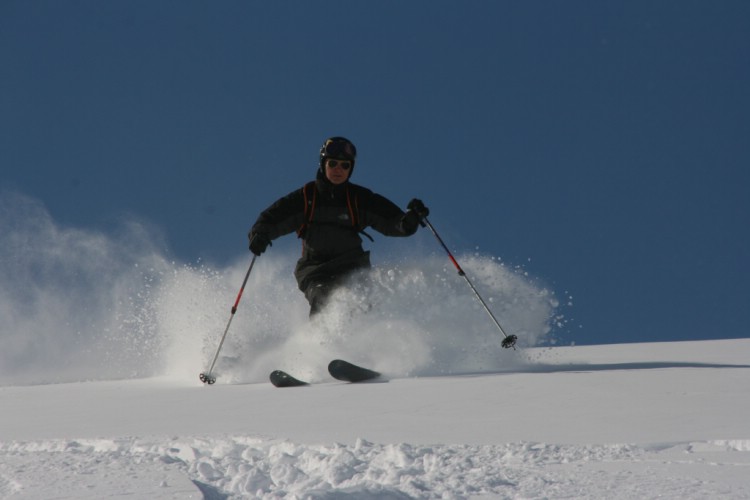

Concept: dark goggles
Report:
left=323, top=140, right=356, bottom=160
left=326, top=159, right=352, bottom=170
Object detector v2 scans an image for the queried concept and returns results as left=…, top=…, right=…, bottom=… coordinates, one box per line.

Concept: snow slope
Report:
left=2, top=339, right=750, bottom=499
left=2, top=196, right=749, bottom=498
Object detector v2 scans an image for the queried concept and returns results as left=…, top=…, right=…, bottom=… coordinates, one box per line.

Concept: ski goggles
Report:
left=323, top=140, right=356, bottom=160
left=325, top=159, right=352, bottom=170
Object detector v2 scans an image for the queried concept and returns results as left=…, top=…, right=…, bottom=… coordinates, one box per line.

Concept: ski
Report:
left=269, top=370, right=309, bottom=388
left=270, top=360, right=381, bottom=387
left=328, top=359, right=381, bottom=383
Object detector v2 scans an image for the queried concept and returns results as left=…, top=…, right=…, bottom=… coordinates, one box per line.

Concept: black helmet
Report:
left=319, top=136, right=357, bottom=170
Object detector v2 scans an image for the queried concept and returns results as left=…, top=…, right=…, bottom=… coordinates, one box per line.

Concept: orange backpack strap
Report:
left=347, top=186, right=374, bottom=242
left=296, top=181, right=317, bottom=238
left=345, top=186, right=357, bottom=229
left=297, top=182, right=373, bottom=242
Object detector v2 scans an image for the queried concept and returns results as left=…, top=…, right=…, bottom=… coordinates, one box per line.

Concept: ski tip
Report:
left=328, top=359, right=381, bottom=383
left=327, top=359, right=346, bottom=370
left=269, top=370, right=309, bottom=388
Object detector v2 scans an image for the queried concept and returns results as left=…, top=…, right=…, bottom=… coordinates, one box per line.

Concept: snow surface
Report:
left=2, top=340, right=750, bottom=499
left=2, top=195, right=750, bottom=498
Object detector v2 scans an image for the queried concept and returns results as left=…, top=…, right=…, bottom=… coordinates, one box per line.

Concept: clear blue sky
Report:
left=2, top=1, right=748, bottom=345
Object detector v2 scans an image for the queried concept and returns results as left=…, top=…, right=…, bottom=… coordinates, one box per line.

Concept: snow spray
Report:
left=1, top=191, right=563, bottom=386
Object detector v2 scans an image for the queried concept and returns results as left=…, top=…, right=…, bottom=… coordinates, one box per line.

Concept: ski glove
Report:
left=402, top=199, right=430, bottom=234
left=407, top=198, right=429, bottom=219
left=249, top=232, right=271, bottom=256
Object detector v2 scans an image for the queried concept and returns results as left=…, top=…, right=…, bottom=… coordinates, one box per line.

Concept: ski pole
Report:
left=199, top=255, right=257, bottom=384
left=421, top=216, right=518, bottom=349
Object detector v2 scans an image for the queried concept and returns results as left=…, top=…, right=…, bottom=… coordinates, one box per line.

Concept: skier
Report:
left=248, top=136, right=429, bottom=316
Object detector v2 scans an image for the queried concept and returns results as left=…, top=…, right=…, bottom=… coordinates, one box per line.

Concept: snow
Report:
left=2, top=340, right=750, bottom=499
left=2, top=196, right=750, bottom=498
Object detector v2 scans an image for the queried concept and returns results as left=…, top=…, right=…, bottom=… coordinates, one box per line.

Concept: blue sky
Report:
left=2, top=1, right=748, bottom=345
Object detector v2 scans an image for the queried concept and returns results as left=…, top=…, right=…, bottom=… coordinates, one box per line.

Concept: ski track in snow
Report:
left=3, top=437, right=750, bottom=499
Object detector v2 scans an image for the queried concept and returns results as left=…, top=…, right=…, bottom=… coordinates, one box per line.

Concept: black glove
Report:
left=248, top=232, right=271, bottom=256
left=401, top=199, right=429, bottom=234
left=407, top=198, right=429, bottom=219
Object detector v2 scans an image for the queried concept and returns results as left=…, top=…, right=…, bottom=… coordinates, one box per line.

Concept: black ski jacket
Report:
left=250, top=171, right=419, bottom=292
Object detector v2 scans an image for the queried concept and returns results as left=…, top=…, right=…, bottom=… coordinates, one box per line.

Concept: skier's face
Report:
left=324, top=159, right=352, bottom=185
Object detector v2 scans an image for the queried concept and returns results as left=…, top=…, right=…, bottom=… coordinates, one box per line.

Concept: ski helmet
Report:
left=319, top=137, right=357, bottom=171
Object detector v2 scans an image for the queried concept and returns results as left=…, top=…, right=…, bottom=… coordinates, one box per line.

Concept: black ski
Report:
left=270, top=360, right=381, bottom=387
left=328, top=359, right=381, bottom=383
left=269, top=370, right=309, bottom=388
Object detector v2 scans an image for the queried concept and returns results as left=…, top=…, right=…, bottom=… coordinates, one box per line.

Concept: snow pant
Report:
left=294, top=249, right=371, bottom=317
